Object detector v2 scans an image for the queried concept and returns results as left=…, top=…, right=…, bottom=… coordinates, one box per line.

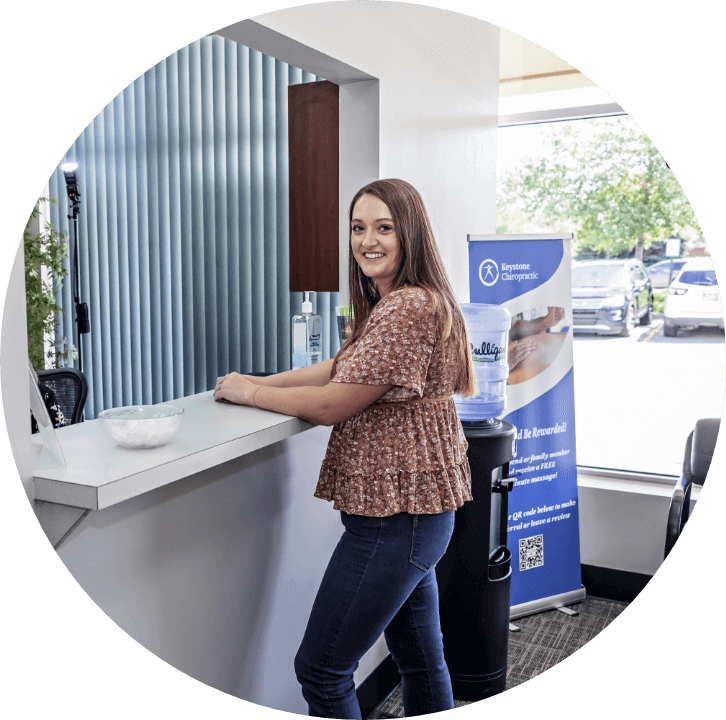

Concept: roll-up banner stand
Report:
left=468, top=234, right=585, bottom=618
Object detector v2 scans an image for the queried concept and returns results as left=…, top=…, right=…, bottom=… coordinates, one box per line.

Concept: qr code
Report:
left=519, top=534, right=544, bottom=571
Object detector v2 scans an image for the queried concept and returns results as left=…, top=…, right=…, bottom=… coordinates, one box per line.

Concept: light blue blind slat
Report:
left=155, top=59, right=174, bottom=403
left=224, top=40, right=241, bottom=377
left=165, top=54, right=185, bottom=402
left=249, top=48, right=265, bottom=373
left=140, top=73, right=154, bottom=403
left=112, top=94, right=132, bottom=408
left=177, top=47, right=196, bottom=397
left=50, top=36, right=336, bottom=419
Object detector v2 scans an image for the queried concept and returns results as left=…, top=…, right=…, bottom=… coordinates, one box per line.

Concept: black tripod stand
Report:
left=62, top=164, right=90, bottom=374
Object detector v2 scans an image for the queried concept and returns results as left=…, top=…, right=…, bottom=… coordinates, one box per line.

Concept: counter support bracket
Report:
left=34, top=500, right=91, bottom=550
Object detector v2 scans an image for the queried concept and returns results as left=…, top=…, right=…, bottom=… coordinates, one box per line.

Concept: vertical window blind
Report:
left=48, top=35, right=340, bottom=419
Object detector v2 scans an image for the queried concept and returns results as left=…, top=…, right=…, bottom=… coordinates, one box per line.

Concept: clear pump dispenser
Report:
left=292, top=292, right=323, bottom=369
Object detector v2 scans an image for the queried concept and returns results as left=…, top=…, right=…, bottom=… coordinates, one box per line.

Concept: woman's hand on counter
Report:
left=214, top=373, right=259, bottom=407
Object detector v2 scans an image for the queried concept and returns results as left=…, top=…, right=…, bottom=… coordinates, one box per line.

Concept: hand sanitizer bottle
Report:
left=292, top=292, right=323, bottom=369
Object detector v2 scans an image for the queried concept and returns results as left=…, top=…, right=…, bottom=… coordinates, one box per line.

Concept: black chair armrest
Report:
left=690, top=418, right=720, bottom=485
left=664, top=469, right=692, bottom=560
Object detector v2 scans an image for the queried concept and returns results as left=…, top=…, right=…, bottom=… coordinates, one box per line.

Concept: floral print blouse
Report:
left=315, top=286, right=472, bottom=517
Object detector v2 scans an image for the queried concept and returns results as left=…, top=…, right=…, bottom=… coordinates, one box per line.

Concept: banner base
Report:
left=509, top=585, right=586, bottom=621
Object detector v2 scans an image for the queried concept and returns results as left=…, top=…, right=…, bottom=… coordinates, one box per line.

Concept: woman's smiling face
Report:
left=350, top=194, right=401, bottom=298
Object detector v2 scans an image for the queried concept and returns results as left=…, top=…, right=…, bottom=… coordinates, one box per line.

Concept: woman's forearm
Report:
left=250, top=384, right=332, bottom=425
left=251, top=379, right=393, bottom=427
left=246, top=359, right=334, bottom=389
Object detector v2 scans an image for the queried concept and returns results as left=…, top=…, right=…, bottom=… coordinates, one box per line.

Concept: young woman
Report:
left=214, top=179, right=477, bottom=718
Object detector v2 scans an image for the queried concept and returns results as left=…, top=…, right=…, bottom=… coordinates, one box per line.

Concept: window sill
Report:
left=577, top=465, right=697, bottom=501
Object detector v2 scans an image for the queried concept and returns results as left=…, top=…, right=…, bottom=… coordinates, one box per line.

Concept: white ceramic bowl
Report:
left=98, top=404, right=184, bottom=449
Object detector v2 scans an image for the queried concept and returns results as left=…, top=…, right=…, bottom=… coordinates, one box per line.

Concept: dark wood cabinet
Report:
left=288, top=80, right=339, bottom=293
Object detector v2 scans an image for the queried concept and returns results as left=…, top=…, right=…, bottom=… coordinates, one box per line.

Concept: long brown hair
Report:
left=332, top=179, right=477, bottom=398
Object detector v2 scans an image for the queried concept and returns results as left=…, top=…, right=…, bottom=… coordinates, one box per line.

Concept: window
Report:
left=497, top=116, right=724, bottom=476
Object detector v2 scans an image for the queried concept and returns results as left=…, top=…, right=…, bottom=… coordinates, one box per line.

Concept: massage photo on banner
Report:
left=508, top=306, right=568, bottom=386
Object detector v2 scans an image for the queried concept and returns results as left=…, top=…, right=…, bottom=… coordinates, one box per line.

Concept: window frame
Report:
left=498, top=103, right=626, bottom=128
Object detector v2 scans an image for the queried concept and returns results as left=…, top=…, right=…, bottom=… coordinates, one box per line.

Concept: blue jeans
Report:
left=295, top=510, right=456, bottom=718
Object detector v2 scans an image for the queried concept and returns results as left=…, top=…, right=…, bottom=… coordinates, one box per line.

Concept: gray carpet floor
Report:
left=368, top=598, right=626, bottom=718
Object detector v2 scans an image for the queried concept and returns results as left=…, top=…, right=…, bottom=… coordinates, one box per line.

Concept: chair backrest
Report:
left=36, top=368, right=88, bottom=425
left=664, top=418, right=720, bottom=559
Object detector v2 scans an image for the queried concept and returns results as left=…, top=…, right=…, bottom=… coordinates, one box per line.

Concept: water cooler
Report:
left=435, top=304, right=517, bottom=700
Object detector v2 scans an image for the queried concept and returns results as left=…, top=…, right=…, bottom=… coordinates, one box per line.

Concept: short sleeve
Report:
left=333, top=288, right=439, bottom=397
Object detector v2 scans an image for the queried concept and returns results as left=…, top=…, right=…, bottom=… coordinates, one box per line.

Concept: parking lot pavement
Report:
left=571, top=313, right=725, bottom=475
left=573, top=322, right=656, bottom=343
left=638, top=317, right=663, bottom=343
left=573, top=314, right=726, bottom=344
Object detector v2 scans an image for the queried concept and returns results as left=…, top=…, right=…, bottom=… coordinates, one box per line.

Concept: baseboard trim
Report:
left=357, top=654, right=400, bottom=719
left=582, top=564, right=653, bottom=604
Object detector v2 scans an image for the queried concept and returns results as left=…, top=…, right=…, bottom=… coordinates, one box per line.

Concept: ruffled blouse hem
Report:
left=314, top=459, right=473, bottom=517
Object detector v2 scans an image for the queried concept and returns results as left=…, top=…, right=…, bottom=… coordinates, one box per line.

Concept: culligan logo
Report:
left=470, top=340, right=504, bottom=362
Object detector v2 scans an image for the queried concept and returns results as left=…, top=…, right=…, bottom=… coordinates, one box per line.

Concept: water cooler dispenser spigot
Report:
left=493, top=478, right=517, bottom=492
left=492, top=463, right=522, bottom=492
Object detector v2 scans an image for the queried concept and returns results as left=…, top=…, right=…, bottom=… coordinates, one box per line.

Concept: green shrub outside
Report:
left=653, top=289, right=667, bottom=314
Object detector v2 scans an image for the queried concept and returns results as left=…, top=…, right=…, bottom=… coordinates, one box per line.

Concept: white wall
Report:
left=577, top=477, right=673, bottom=576
left=1, top=243, right=32, bottom=501
left=253, top=1, right=500, bottom=303
left=338, top=79, right=380, bottom=306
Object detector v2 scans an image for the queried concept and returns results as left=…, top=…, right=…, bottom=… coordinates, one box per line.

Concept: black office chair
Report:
left=36, top=368, right=89, bottom=426
left=664, top=418, right=719, bottom=559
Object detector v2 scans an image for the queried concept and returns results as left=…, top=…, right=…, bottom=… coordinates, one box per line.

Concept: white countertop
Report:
left=32, top=391, right=312, bottom=510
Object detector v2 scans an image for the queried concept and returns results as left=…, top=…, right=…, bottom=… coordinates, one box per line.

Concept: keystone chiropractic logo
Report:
left=479, top=258, right=539, bottom=285
left=478, top=259, right=499, bottom=286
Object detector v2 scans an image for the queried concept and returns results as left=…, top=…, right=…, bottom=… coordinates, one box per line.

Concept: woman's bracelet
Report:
left=252, top=385, right=261, bottom=408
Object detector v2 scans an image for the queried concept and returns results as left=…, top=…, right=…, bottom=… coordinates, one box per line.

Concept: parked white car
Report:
left=664, top=257, right=724, bottom=336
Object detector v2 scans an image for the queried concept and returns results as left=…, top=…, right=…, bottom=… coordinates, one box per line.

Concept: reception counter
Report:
left=33, top=391, right=312, bottom=509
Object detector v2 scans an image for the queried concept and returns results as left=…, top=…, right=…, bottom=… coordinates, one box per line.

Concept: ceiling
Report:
left=499, top=27, right=595, bottom=97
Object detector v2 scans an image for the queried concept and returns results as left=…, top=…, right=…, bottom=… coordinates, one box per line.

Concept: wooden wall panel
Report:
left=288, top=80, right=339, bottom=292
